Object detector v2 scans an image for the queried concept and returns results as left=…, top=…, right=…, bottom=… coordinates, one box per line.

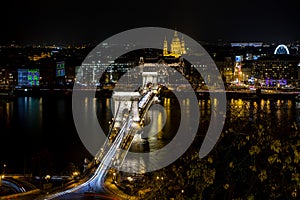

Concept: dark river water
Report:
left=0, top=93, right=299, bottom=178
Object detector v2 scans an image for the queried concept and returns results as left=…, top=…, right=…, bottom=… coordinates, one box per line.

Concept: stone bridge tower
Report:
left=112, top=91, right=141, bottom=128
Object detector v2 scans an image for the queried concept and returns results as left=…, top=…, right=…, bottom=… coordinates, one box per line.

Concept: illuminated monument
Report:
left=163, top=30, right=186, bottom=58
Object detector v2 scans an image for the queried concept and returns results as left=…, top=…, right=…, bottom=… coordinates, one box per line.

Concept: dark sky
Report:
left=1, top=0, right=299, bottom=45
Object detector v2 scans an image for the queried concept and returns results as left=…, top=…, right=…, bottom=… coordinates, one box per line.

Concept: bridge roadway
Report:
left=35, top=87, right=160, bottom=200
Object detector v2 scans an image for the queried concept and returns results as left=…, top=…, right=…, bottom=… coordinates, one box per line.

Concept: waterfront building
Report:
left=251, top=54, right=300, bottom=86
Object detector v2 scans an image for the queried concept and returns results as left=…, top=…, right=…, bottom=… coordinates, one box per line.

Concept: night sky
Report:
left=1, top=0, right=299, bottom=45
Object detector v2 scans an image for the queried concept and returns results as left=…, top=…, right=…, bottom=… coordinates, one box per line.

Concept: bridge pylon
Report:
left=112, top=91, right=141, bottom=129
left=142, top=71, right=158, bottom=89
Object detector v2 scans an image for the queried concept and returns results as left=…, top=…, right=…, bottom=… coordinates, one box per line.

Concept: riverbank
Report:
left=1, top=87, right=298, bottom=102
left=8, top=88, right=113, bottom=98
left=160, top=88, right=299, bottom=100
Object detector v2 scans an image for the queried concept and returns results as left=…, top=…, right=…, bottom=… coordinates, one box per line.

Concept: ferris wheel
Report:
left=274, top=44, right=290, bottom=54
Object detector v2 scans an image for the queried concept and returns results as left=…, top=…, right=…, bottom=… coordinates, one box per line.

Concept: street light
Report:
left=3, top=164, right=6, bottom=177
left=113, top=172, right=116, bottom=183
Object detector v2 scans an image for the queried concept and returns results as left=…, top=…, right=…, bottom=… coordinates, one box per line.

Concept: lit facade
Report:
left=17, top=68, right=40, bottom=86
left=163, top=30, right=186, bottom=58
left=252, top=55, right=300, bottom=86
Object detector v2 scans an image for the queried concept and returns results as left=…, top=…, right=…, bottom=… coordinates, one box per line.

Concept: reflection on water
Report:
left=0, top=96, right=91, bottom=174
left=226, top=98, right=296, bottom=135
left=104, top=96, right=300, bottom=174
left=0, top=95, right=299, bottom=174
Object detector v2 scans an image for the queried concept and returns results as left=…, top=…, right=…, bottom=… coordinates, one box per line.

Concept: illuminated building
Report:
left=17, top=69, right=40, bottom=86
left=214, top=57, right=234, bottom=84
left=252, top=55, right=300, bottom=86
left=55, top=61, right=66, bottom=86
left=233, top=55, right=243, bottom=84
left=0, top=68, right=15, bottom=85
left=28, top=52, right=51, bottom=61
left=230, top=42, right=263, bottom=47
left=163, top=30, right=186, bottom=58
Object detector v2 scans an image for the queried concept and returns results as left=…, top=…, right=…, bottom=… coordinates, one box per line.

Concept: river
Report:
left=0, top=92, right=299, bottom=178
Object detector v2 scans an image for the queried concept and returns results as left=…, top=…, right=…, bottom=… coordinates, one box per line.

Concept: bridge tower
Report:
left=112, top=91, right=141, bottom=128
left=142, top=71, right=158, bottom=89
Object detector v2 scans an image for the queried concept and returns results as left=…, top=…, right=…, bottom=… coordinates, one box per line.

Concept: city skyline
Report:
left=1, top=0, right=300, bottom=45
left=2, top=2, right=300, bottom=197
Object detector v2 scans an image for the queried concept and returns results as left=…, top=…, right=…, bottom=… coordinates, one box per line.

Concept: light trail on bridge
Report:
left=39, top=85, right=160, bottom=200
